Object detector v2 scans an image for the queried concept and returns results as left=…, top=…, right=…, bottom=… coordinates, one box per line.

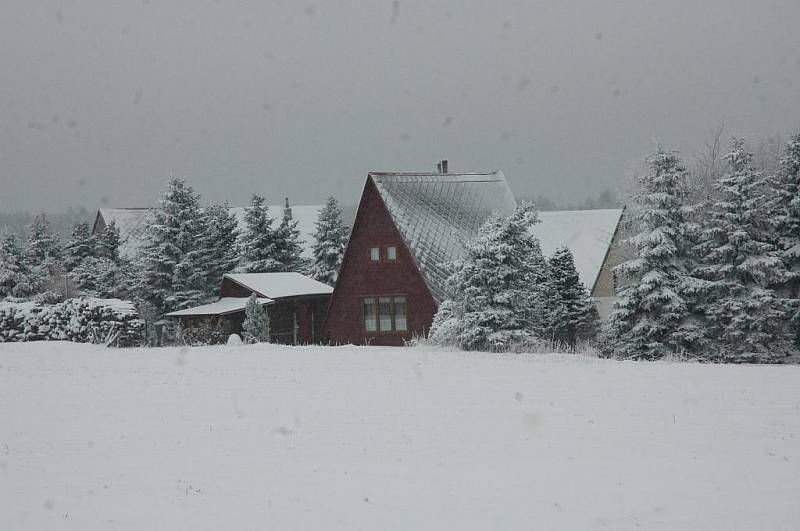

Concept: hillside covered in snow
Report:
left=1, top=342, right=799, bottom=530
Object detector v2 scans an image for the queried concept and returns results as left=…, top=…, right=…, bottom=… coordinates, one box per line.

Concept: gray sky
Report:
left=1, top=0, right=799, bottom=213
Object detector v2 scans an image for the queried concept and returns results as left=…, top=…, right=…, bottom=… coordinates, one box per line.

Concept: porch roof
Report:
left=165, top=297, right=273, bottom=317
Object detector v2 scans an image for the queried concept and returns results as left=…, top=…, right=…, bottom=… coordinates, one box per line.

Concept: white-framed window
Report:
left=386, top=245, right=397, bottom=261
left=364, top=298, right=377, bottom=331
left=369, top=247, right=380, bottom=261
left=378, top=297, right=392, bottom=331
left=363, top=295, right=408, bottom=333
left=393, top=296, right=407, bottom=331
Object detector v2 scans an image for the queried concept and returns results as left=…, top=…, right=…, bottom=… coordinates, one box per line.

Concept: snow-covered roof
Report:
left=370, top=171, right=517, bottom=302
left=165, top=297, right=272, bottom=317
left=94, top=208, right=152, bottom=259
left=95, top=204, right=323, bottom=260
left=532, top=209, right=624, bottom=292
left=223, top=272, right=334, bottom=299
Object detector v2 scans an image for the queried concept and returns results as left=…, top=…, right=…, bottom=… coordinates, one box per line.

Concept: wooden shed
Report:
left=167, top=273, right=333, bottom=344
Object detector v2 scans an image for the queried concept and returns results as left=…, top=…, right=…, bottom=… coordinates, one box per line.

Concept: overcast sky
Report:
left=1, top=0, right=799, bottom=213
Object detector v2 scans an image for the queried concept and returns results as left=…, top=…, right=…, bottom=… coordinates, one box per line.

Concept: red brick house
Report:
left=323, top=167, right=517, bottom=345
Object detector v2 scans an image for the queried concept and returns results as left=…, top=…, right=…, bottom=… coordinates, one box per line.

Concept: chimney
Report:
left=284, top=197, right=293, bottom=220
left=441, top=159, right=448, bottom=173
left=436, top=161, right=442, bottom=173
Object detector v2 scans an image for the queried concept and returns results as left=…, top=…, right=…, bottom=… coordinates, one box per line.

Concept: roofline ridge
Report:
left=369, top=171, right=500, bottom=176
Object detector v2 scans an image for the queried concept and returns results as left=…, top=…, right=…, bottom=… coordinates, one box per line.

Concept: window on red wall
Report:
left=386, top=246, right=397, bottom=260
left=363, top=296, right=408, bottom=333
left=378, top=297, right=392, bottom=330
left=394, top=296, right=407, bottom=331
left=369, top=247, right=380, bottom=261
left=364, top=298, right=377, bottom=331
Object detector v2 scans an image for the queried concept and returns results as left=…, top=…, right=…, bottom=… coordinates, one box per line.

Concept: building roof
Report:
left=532, top=209, right=624, bottom=292
left=223, top=272, right=334, bottom=299
left=94, top=204, right=323, bottom=260
left=93, top=208, right=151, bottom=259
left=165, top=297, right=273, bottom=317
left=369, top=171, right=517, bottom=302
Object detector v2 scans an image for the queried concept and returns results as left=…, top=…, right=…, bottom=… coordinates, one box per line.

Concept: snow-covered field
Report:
left=1, top=342, right=799, bottom=530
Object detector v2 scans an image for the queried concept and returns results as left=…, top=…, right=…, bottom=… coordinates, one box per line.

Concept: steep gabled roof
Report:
left=94, top=208, right=151, bottom=259
left=94, top=204, right=323, bottom=260
left=532, top=209, right=624, bottom=293
left=369, top=171, right=517, bottom=301
left=223, top=272, right=333, bottom=299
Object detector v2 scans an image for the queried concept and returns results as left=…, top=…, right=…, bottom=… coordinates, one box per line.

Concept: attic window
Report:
left=369, top=247, right=380, bottom=261
left=386, top=246, right=397, bottom=261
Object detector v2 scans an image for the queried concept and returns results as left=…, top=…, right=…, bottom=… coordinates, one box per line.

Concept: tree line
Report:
left=431, top=130, right=800, bottom=362
left=0, top=177, right=349, bottom=320
left=601, top=133, right=799, bottom=362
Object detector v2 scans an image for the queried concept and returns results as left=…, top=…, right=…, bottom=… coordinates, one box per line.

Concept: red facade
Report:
left=323, top=177, right=438, bottom=346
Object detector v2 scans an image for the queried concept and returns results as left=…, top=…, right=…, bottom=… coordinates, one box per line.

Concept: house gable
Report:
left=324, top=177, right=437, bottom=346
left=590, top=208, right=628, bottom=298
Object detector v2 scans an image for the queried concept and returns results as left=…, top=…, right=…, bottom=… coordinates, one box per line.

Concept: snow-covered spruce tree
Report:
left=96, top=220, right=121, bottom=263
left=137, top=178, right=205, bottom=314
left=71, top=256, right=120, bottom=298
left=63, top=219, right=96, bottom=271
left=548, top=246, right=600, bottom=345
left=694, top=138, right=791, bottom=362
left=273, top=216, right=308, bottom=272
left=170, top=242, right=209, bottom=310
left=26, top=213, right=61, bottom=272
left=237, top=194, right=281, bottom=273
left=241, top=293, right=270, bottom=343
left=0, top=231, right=39, bottom=299
left=308, top=196, right=349, bottom=286
left=201, top=203, right=240, bottom=296
left=428, top=298, right=463, bottom=347
left=429, top=203, right=547, bottom=352
left=601, top=149, right=705, bottom=360
left=766, top=132, right=800, bottom=348
left=527, top=248, right=566, bottom=341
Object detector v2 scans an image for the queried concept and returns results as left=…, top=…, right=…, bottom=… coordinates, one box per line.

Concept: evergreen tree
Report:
left=26, top=213, right=61, bottom=269
left=308, top=196, right=349, bottom=286
left=72, top=256, right=120, bottom=298
left=694, top=138, right=790, bottom=362
left=272, top=216, right=308, bottom=272
left=96, top=220, right=121, bottom=263
left=63, top=219, right=96, bottom=271
left=137, top=178, right=204, bottom=314
left=429, top=203, right=547, bottom=351
left=0, top=231, right=39, bottom=299
left=548, top=246, right=600, bottom=345
left=170, top=244, right=209, bottom=309
left=237, top=194, right=281, bottom=273
left=767, top=132, right=800, bottom=348
left=201, top=203, right=240, bottom=297
left=526, top=247, right=565, bottom=341
left=601, top=149, right=705, bottom=360
left=242, top=293, right=270, bottom=343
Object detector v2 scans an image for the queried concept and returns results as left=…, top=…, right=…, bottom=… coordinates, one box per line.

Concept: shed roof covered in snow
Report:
left=370, top=171, right=517, bottom=302
left=223, top=272, right=334, bottom=300
left=532, top=208, right=624, bottom=293
left=93, top=203, right=323, bottom=260
left=165, top=297, right=273, bottom=317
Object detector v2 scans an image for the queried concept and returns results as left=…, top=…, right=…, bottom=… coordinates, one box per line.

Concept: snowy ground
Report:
left=1, top=342, right=799, bottom=530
